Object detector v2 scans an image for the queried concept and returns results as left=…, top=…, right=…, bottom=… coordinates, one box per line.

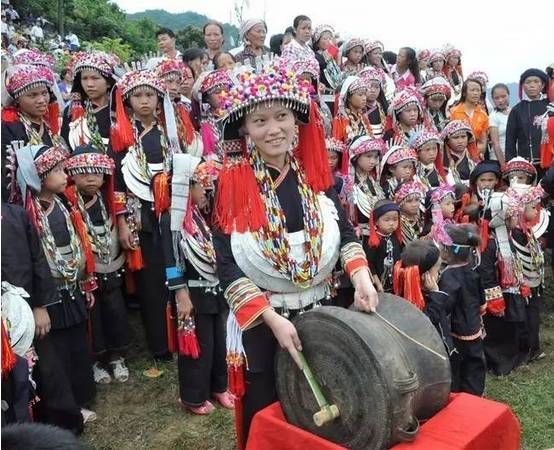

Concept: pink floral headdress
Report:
left=12, top=49, right=55, bottom=70
left=5, top=64, right=54, bottom=99
left=394, top=180, right=425, bottom=204
left=71, top=51, right=120, bottom=78
left=116, top=69, right=165, bottom=100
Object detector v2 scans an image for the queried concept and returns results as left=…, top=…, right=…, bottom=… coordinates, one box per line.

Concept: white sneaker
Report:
left=110, top=358, right=129, bottom=383
left=93, top=362, right=111, bottom=384
left=81, top=408, right=97, bottom=423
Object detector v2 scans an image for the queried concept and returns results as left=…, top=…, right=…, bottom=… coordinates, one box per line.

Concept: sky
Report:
left=114, top=0, right=552, bottom=85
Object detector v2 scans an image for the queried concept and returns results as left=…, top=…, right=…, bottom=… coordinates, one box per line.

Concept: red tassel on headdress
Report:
left=294, top=101, right=333, bottom=193
left=46, top=102, right=60, bottom=136
left=177, top=103, right=196, bottom=146
left=467, top=142, right=479, bottom=162
left=166, top=302, right=177, bottom=353
left=1, top=106, right=19, bottom=122
left=152, top=172, right=171, bottom=217
left=65, top=186, right=96, bottom=275
left=392, top=261, right=426, bottom=311
left=454, top=192, right=472, bottom=223
left=368, top=212, right=381, bottom=248
left=331, top=116, right=348, bottom=142
left=435, top=146, right=447, bottom=179
left=127, top=248, right=144, bottom=271
left=214, top=141, right=267, bottom=233
left=105, top=174, right=117, bottom=222
left=340, top=148, right=350, bottom=177
left=1, top=322, right=16, bottom=379
left=178, top=317, right=200, bottom=359
left=110, top=87, right=134, bottom=152
left=479, top=218, right=489, bottom=253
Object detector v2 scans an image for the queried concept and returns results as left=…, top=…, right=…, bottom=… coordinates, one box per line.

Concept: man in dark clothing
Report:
left=505, top=68, right=549, bottom=173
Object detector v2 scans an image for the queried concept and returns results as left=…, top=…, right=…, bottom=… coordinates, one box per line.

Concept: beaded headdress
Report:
left=65, top=144, right=115, bottom=176
left=358, top=66, right=386, bottom=87
left=502, top=157, right=537, bottom=183
left=116, top=69, right=165, bottom=100
left=192, top=159, right=220, bottom=191
left=312, top=24, right=334, bottom=44
left=416, top=49, right=431, bottom=62
left=431, top=183, right=455, bottom=204
left=409, top=125, right=442, bottom=150
left=420, top=76, right=451, bottom=99
left=440, top=120, right=474, bottom=142
left=505, top=184, right=545, bottom=218
left=155, top=58, right=187, bottom=81
left=467, top=70, right=489, bottom=86
left=379, top=141, right=417, bottom=181
left=280, top=54, right=320, bottom=81
left=71, top=51, right=120, bottom=79
left=389, top=86, right=423, bottom=115
left=198, top=69, right=234, bottom=96
left=336, top=75, right=367, bottom=118
left=342, top=38, right=365, bottom=55
left=364, top=39, right=384, bottom=54
left=429, top=50, right=446, bottom=63
left=349, top=135, right=387, bottom=159
left=4, top=64, right=54, bottom=100
left=443, top=44, right=462, bottom=60
left=394, top=180, right=425, bottom=204
left=12, top=49, right=55, bottom=70
left=326, top=137, right=347, bottom=154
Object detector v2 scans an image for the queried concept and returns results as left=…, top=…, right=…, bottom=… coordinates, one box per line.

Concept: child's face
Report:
left=42, top=163, right=67, bottom=194
left=509, top=172, right=532, bottom=185
left=347, top=46, right=364, bottom=65
left=431, top=59, right=444, bottom=72
left=72, top=173, right=104, bottom=196
left=476, top=172, right=498, bottom=191
left=191, top=183, right=208, bottom=209
left=398, top=104, right=419, bottom=127
left=522, top=76, right=544, bottom=100
left=215, top=53, right=236, bottom=71
left=391, top=161, right=414, bottom=182
left=367, top=81, right=380, bottom=102
left=400, top=195, right=421, bottom=217
left=418, top=142, right=438, bottom=165
left=376, top=211, right=399, bottom=235
left=349, top=91, right=367, bottom=110
left=441, top=196, right=455, bottom=219
left=129, top=89, right=159, bottom=118
left=328, top=151, right=339, bottom=171
left=357, top=152, right=379, bottom=172
left=427, top=95, right=445, bottom=112
left=524, top=204, right=539, bottom=223
left=447, top=132, right=468, bottom=153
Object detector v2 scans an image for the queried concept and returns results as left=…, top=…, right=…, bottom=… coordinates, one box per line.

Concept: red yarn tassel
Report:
left=540, top=142, right=553, bottom=169
left=393, top=262, right=425, bottom=310
left=331, top=116, right=348, bottom=142
left=177, top=104, right=195, bottom=146
left=368, top=212, right=381, bottom=248
left=177, top=318, right=200, bottom=359
left=1, top=106, right=19, bottom=122
left=1, top=322, right=16, bottom=379
left=65, top=187, right=95, bottom=275
left=295, top=101, right=333, bottom=193
left=479, top=219, right=489, bottom=253
left=110, top=87, right=134, bottom=153
left=166, top=302, right=177, bottom=353
left=152, top=172, right=171, bottom=217
left=467, top=142, right=479, bottom=162
left=214, top=150, right=267, bottom=234
left=435, top=146, right=447, bottom=179
left=47, top=102, right=60, bottom=136
left=70, top=99, right=86, bottom=122
left=127, top=248, right=144, bottom=271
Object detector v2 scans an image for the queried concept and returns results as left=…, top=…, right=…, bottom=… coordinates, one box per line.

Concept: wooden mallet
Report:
left=297, top=351, right=340, bottom=427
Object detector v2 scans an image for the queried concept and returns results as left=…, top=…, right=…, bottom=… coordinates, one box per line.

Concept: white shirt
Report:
left=66, top=33, right=79, bottom=46
left=488, top=109, right=510, bottom=160
left=31, top=25, right=43, bottom=39
left=1, top=21, right=7, bottom=34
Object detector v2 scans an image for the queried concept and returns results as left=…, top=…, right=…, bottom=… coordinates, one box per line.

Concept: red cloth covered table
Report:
left=246, top=393, right=520, bottom=450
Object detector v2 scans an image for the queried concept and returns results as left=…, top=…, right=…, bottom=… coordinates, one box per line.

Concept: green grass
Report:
left=83, top=269, right=554, bottom=450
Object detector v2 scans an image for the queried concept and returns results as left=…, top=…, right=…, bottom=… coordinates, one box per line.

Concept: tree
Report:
left=83, top=37, right=132, bottom=63
left=175, top=25, right=203, bottom=51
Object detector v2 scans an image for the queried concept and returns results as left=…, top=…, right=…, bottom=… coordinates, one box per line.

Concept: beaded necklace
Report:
left=19, top=113, right=65, bottom=148
left=251, top=149, right=323, bottom=289
left=346, top=108, right=372, bottom=141
left=35, top=196, right=82, bottom=290
left=84, top=100, right=107, bottom=153
left=400, top=214, right=421, bottom=243
left=130, top=119, right=170, bottom=180
left=353, top=173, right=384, bottom=219
left=448, top=150, right=474, bottom=184
left=186, top=206, right=217, bottom=268
left=77, top=192, right=112, bottom=265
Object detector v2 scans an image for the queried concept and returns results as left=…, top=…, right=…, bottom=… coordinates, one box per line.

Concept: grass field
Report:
left=83, top=271, right=554, bottom=450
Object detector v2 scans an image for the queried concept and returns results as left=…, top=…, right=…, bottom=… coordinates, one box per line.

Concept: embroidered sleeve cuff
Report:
left=485, top=286, right=505, bottom=316
left=225, top=277, right=271, bottom=331
left=340, top=242, right=369, bottom=278
left=165, top=267, right=186, bottom=291
left=114, top=191, right=127, bottom=215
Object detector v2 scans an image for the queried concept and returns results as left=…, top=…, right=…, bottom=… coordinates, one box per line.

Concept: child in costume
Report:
left=421, top=183, right=456, bottom=240
left=162, top=155, right=233, bottom=415
left=358, top=66, right=388, bottom=139
left=410, top=125, right=446, bottom=189
left=438, top=223, right=486, bottom=396
left=379, top=142, right=417, bottom=199
left=339, top=38, right=366, bottom=76
left=420, top=76, right=451, bottom=133
left=64, top=144, right=130, bottom=384
left=366, top=199, right=403, bottom=293
left=12, top=143, right=97, bottom=422
left=383, top=87, right=424, bottom=145
left=332, top=76, right=372, bottom=144
left=394, top=180, right=426, bottom=244
left=393, top=240, right=455, bottom=355
left=326, top=137, right=351, bottom=205
left=441, top=120, right=476, bottom=186
left=502, top=157, right=537, bottom=187
left=348, top=136, right=387, bottom=233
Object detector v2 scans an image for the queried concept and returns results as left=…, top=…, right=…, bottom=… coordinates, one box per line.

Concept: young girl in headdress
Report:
left=410, top=126, right=446, bottom=188
left=502, top=157, right=537, bottom=187
left=505, top=184, right=548, bottom=362
left=366, top=199, right=402, bottom=293
left=2, top=64, right=64, bottom=157
left=383, top=87, right=424, bottom=144
left=379, top=143, right=417, bottom=198
left=162, top=155, right=233, bottom=415
left=421, top=183, right=456, bottom=240
left=60, top=52, right=119, bottom=153
left=393, top=240, right=455, bottom=355
left=12, top=143, right=98, bottom=421
left=441, top=120, right=476, bottom=186
left=394, top=180, right=426, bottom=244
left=111, top=70, right=178, bottom=361
left=64, top=144, right=130, bottom=384
left=326, top=137, right=350, bottom=204
left=312, top=24, right=342, bottom=105
left=340, top=38, right=366, bottom=76
left=332, top=76, right=371, bottom=144
left=420, top=77, right=451, bottom=132
left=364, top=39, right=396, bottom=104
left=348, top=136, right=387, bottom=234
left=359, top=66, right=388, bottom=139
left=438, top=223, right=486, bottom=396
left=426, top=50, right=446, bottom=81
left=442, top=45, right=464, bottom=100
left=417, top=49, right=431, bottom=83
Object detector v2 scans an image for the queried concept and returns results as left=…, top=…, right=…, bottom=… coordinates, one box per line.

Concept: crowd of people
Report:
left=1, top=10, right=554, bottom=449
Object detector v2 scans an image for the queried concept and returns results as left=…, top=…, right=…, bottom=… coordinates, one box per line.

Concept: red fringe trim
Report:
left=1, top=322, right=16, bottom=378
left=47, top=102, right=60, bottom=136
left=468, top=142, right=479, bottom=162
left=152, top=172, right=171, bottom=217
left=166, top=302, right=177, bottom=353
left=479, top=219, right=489, bottom=253
left=294, top=101, right=333, bottom=193
left=540, top=142, right=553, bottom=169
left=368, top=211, right=381, bottom=248
left=392, top=261, right=426, bottom=311
left=110, top=87, right=134, bottom=152
left=65, top=186, right=96, bottom=275
left=127, top=248, right=144, bottom=271
left=487, top=298, right=506, bottom=316
left=331, top=116, right=348, bottom=142
left=177, top=104, right=195, bottom=146
left=178, top=327, right=201, bottom=359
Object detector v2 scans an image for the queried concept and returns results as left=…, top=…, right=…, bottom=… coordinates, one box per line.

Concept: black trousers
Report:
left=48, top=322, right=96, bottom=408
left=135, top=230, right=169, bottom=357
left=483, top=315, right=528, bottom=376
left=451, top=337, right=486, bottom=396
left=178, top=312, right=227, bottom=406
left=90, top=276, right=130, bottom=362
